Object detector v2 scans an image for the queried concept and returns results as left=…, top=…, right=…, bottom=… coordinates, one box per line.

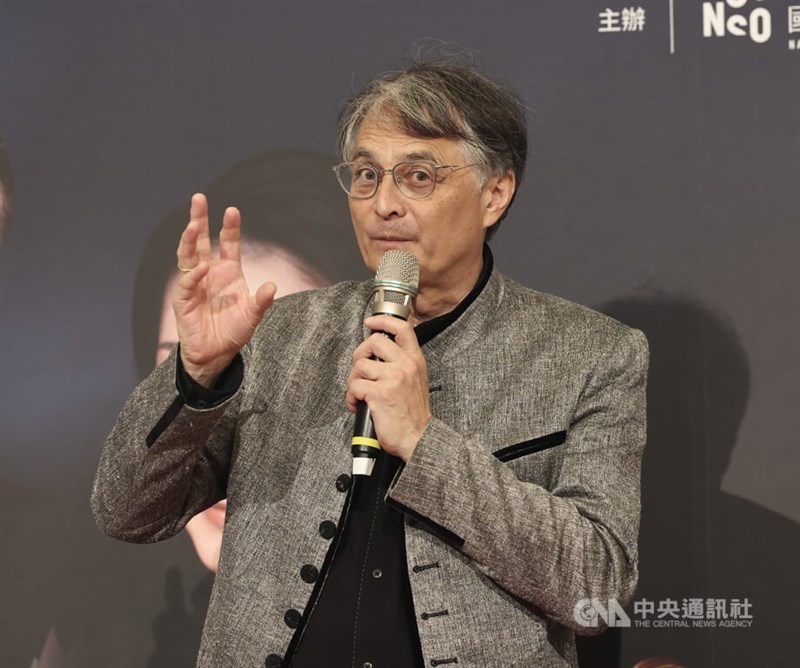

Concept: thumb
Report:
left=250, top=281, right=277, bottom=321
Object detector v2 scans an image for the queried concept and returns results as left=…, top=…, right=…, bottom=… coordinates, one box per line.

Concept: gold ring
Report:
left=177, top=262, right=194, bottom=273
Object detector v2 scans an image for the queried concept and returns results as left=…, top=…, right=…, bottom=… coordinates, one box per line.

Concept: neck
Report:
left=411, top=253, right=485, bottom=325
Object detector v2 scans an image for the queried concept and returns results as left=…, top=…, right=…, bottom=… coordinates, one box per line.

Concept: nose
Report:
left=373, top=170, right=406, bottom=219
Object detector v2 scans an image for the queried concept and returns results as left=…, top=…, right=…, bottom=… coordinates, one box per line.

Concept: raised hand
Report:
left=173, top=193, right=277, bottom=387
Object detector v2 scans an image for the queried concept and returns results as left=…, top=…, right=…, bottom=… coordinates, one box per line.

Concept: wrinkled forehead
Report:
left=352, top=109, right=468, bottom=165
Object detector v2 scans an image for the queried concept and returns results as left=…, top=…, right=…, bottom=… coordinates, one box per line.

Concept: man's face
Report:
left=348, top=113, right=511, bottom=298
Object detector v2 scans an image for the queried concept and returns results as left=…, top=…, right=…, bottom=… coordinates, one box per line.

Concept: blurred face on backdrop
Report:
left=156, top=241, right=328, bottom=572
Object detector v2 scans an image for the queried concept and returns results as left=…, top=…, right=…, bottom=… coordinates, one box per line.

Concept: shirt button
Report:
left=300, top=564, right=319, bottom=584
left=372, top=569, right=383, bottom=579
left=363, top=663, right=373, bottom=668
left=265, top=654, right=283, bottom=668
left=284, top=608, right=301, bottom=629
left=335, top=473, right=351, bottom=492
left=319, top=520, right=337, bottom=539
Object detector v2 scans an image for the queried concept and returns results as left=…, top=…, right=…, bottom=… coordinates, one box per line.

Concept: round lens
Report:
left=396, top=162, right=435, bottom=198
left=347, top=164, right=378, bottom=198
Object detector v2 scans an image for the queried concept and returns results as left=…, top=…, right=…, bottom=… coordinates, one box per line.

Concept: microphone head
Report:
left=375, top=250, right=419, bottom=295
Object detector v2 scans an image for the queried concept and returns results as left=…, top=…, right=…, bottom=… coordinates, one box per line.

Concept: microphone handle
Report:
left=352, top=400, right=380, bottom=476
left=352, top=401, right=379, bottom=456
left=351, top=344, right=391, bottom=475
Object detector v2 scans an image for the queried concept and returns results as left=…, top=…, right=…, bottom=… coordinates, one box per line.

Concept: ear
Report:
left=481, top=170, right=516, bottom=230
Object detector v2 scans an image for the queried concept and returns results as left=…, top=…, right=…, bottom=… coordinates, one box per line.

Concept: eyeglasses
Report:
left=332, top=160, right=476, bottom=200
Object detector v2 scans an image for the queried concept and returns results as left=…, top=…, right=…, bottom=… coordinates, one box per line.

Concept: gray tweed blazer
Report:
left=92, top=269, right=648, bottom=667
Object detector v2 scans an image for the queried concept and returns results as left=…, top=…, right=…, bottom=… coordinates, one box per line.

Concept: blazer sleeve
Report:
left=386, top=326, right=648, bottom=634
left=90, top=348, right=240, bottom=543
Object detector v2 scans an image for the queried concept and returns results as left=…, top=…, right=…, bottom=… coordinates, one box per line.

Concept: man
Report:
left=92, top=61, right=648, bottom=667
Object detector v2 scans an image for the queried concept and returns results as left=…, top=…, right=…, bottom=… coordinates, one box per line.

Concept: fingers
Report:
left=192, top=193, right=213, bottom=261
left=346, top=377, right=369, bottom=413
left=352, top=333, right=398, bottom=364
left=177, top=194, right=208, bottom=271
left=356, top=316, right=419, bottom=357
left=345, top=357, right=397, bottom=412
left=350, top=321, right=419, bottom=371
left=346, top=365, right=389, bottom=414
left=345, top=349, right=432, bottom=461
left=177, top=195, right=244, bottom=271
left=251, top=281, right=278, bottom=320
left=176, top=225, right=198, bottom=274
left=175, top=260, right=210, bottom=297
left=347, top=329, right=426, bottom=410
left=348, top=354, right=418, bottom=388
left=219, top=206, right=242, bottom=263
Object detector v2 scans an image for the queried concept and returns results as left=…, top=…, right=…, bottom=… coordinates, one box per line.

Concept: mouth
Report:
left=372, top=235, right=415, bottom=245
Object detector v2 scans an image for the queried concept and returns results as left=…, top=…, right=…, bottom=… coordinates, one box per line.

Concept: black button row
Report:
left=335, top=473, right=351, bottom=492
left=319, top=519, right=336, bottom=539
left=265, top=653, right=282, bottom=667
left=284, top=608, right=301, bottom=629
left=300, top=564, right=319, bottom=584
left=266, top=474, right=350, bottom=666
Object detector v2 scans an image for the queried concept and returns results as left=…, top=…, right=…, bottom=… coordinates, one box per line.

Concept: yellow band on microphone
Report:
left=351, top=436, right=381, bottom=449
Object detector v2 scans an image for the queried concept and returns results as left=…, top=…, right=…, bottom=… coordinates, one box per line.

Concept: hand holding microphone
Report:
left=347, top=251, right=431, bottom=475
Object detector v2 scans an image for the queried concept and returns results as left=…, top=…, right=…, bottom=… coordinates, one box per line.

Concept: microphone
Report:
left=351, top=250, right=419, bottom=476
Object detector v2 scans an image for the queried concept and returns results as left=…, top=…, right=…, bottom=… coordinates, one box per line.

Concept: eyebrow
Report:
left=352, top=148, right=440, bottom=164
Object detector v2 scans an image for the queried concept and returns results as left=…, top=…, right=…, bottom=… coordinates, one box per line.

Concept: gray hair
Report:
left=336, top=61, right=528, bottom=237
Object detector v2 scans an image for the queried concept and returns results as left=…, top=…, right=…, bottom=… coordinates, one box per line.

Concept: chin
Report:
left=370, top=239, right=418, bottom=259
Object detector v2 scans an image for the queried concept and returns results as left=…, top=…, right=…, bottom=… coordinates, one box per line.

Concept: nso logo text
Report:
left=573, top=599, right=631, bottom=628
left=703, top=0, right=773, bottom=43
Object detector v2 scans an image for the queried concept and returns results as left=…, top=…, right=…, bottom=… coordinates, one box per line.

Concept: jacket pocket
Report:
left=492, top=430, right=566, bottom=463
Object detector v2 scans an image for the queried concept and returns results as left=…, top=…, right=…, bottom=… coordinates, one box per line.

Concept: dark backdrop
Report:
left=1, top=1, right=797, bottom=666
